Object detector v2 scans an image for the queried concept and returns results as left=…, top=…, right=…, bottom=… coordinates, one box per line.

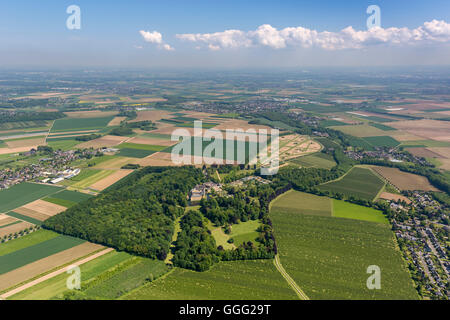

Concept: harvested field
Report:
left=131, top=110, right=174, bottom=122
left=0, top=146, right=39, bottom=155
left=92, top=156, right=135, bottom=169
left=389, top=120, right=450, bottom=142
left=379, top=192, right=412, bottom=204
left=436, top=158, right=450, bottom=170
left=0, top=221, right=34, bottom=238
left=428, top=147, right=450, bottom=159
left=214, top=119, right=272, bottom=131
left=75, top=135, right=129, bottom=149
left=329, top=124, right=387, bottom=138
left=371, top=166, right=439, bottom=191
left=64, top=111, right=118, bottom=118
left=0, top=215, right=19, bottom=227
left=5, top=137, right=46, bottom=148
left=0, top=242, right=103, bottom=292
left=126, top=137, right=177, bottom=147
left=48, top=130, right=99, bottom=136
left=88, top=169, right=133, bottom=191
left=107, top=117, right=126, bottom=126
left=390, top=132, right=427, bottom=142
left=407, top=148, right=442, bottom=159
left=19, top=200, right=66, bottom=218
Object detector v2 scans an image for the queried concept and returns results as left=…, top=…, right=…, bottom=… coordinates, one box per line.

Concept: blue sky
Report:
left=0, top=0, right=449, bottom=67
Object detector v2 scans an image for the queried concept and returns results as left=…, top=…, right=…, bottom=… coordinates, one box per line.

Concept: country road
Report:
left=274, top=254, right=310, bottom=300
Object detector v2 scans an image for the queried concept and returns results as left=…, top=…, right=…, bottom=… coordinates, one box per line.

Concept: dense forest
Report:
left=44, top=166, right=204, bottom=260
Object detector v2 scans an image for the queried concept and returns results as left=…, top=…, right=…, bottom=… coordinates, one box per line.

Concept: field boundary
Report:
left=273, top=255, right=309, bottom=300
left=1, top=248, right=114, bottom=299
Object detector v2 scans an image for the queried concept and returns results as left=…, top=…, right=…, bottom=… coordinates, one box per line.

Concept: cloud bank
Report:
left=176, top=20, right=450, bottom=50
left=139, top=30, right=174, bottom=51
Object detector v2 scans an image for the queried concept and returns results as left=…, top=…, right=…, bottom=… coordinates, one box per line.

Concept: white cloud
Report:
left=176, top=20, right=450, bottom=51
left=139, top=30, right=175, bottom=51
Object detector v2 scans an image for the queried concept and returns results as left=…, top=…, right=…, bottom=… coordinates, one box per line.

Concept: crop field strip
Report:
left=318, top=167, right=385, bottom=201
left=70, top=170, right=116, bottom=189
left=0, top=242, right=104, bottom=292
left=0, top=182, right=63, bottom=213
left=270, top=210, right=418, bottom=299
left=50, top=116, right=115, bottom=133
left=124, top=260, right=298, bottom=300
left=0, top=235, right=85, bottom=274
left=7, top=250, right=131, bottom=300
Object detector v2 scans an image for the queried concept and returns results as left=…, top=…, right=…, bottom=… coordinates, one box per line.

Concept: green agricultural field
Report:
left=0, top=229, right=59, bottom=256
left=0, top=182, right=62, bottom=213
left=289, top=153, right=337, bottom=169
left=64, top=169, right=102, bottom=184
left=118, top=143, right=167, bottom=152
left=0, top=235, right=85, bottom=274
left=319, top=167, right=385, bottom=201
left=46, top=139, right=80, bottom=151
left=9, top=251, right=133, bottom=300
left=51, top=116, right=115, bottom=133
left=271, top=190, right=332, bottom=216
left=332, top=200, right=389, bottom=224
left=0, top=120, right=49, bottom=131
left=139, top=132, right=172, bottom=140
left=124, top=260, right=298, bottom=300
left=321, top=120, right=349, bottom=127
left=118, top=148, right=156, bottom=158
left=84, top=258, right=169, bottom=299
left=330, top=124, right=387, bottom=138
left=400, top=140, right=450, bottom=148
left=71, top=170, right=115, bottom=189
left=6, top=211, right=43, bottom=225
left=369, top=123, right=397, bottom=131
left=48, top=190, right=93, bottom=203
left=162, top=136, right=263, bottom=164
left=270, top=211, right=418, bottom=300
left=363, top=136, right=400, bottom=148
left=230, top=220, right=261, bottom=246
left=41, top=197, right=77, bottom=208
left=0, top=140, right=7, bottom=148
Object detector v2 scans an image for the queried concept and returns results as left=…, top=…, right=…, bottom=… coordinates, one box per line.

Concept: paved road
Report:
left=274, top=254, right=310, bottom=300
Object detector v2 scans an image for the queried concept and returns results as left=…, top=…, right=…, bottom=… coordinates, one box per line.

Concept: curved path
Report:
left=274, top=254, right=310, bottom=300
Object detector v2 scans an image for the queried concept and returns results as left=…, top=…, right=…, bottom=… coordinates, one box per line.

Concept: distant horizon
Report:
left=1, top=0, right=449, bottom=68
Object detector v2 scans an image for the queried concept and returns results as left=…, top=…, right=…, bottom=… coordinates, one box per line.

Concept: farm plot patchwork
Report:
left=51, top=117, right=115, bottom=133
left=319, top=167, right=385, bottom=201
left=332, top=200, right=388, bottom=224
left=271, top=190, right=332, bottom=217
left=0, top=242, right=103, bottom=292
left=125, top=260, right=298, bottom=300
left=8, top=251, right=133, bottom=300
left=0, top=183, right=62, bottom=213
left=289, top=153, right=337, bottom=169
left=270, top=211, right=418, bottom=300
left=371, top=166, right=439, bottom=191
left=0, top=235, right=85, bottom=274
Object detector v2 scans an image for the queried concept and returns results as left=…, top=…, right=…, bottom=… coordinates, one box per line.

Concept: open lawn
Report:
left=270, top=211, right=418, bottom=299
left=230, top=220, right=261, bottom=246
left=319, top=167, right=385, bottom=201
left=124, top=260, right=298, bottom=300
left=0, top=183, right=62, bottom=213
